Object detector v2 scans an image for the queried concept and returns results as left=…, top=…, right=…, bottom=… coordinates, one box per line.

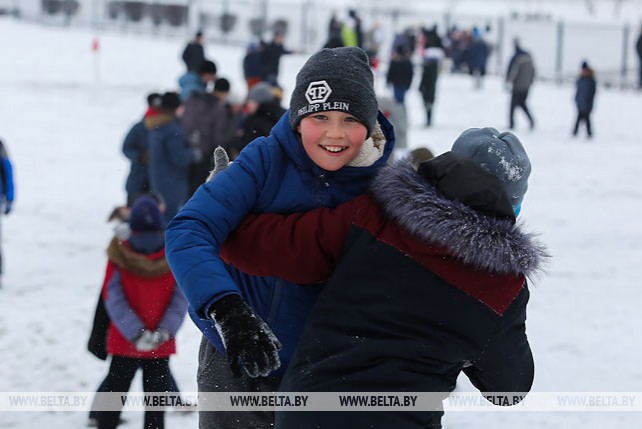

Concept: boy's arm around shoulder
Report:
left=221, top=194, right=373, bottom=284
left=165, top=139, right=274, bottom=318
left=463, top=284, right=534, bottom=403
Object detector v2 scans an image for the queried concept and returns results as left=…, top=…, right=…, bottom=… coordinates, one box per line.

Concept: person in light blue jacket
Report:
left=178, top=60, right=217, bottom=103
left=165, top=47, right=395, bottom=428
left=0, top=139, right=14, bottom=287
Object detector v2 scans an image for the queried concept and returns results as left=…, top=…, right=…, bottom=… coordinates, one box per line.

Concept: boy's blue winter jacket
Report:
left=165, top=110, right=395, bottom=375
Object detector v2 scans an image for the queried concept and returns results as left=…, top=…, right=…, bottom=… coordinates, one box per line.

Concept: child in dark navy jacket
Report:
left=222, top=128, right=548, bottom=429
left=94, top=197, right=187, bottom=429
left=0, top=139, right=14, bottom=288
left=573, top=60, right=597, bottom=138
left=165, top=47, right=395, bottom=428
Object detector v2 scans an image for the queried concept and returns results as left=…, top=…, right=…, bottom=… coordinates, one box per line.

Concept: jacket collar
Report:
left=107, top=237, right=170, bottom=277
left=271, top=110, right=396, bottom=180
left=144, top=112, right=175, bottom=130
left=370, top=159, right=548, bottom=277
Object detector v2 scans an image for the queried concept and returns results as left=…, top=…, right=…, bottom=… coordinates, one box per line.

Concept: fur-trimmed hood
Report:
left=144, top=112, right=174, bottom=130
left=107, top=237, right=170, bottom=277
left=370, top=159, right=548, bottom=277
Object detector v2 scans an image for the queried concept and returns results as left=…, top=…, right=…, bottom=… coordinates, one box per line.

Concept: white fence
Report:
left=1, top=0, right=640, bottom=87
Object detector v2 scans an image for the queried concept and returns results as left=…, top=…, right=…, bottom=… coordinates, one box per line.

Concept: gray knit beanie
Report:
left=451, top=127, right=531, bottom=206
left=289, top=47, right=378, bottom=137
left=248, top=82, right=275, bottom=104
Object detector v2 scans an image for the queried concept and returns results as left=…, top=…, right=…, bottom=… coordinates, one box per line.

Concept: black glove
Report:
left=209, top=294, right=282, bottom=378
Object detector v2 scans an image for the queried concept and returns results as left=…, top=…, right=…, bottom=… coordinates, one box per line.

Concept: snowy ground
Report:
left=1, top=16, right=642, bottom=428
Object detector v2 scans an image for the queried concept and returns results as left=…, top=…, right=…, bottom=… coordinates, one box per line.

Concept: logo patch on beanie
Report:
left=305, top=80, right=332, bottom=104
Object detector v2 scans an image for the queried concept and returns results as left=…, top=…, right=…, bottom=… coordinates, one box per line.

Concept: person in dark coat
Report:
left=181, top=31, right=205, bottom=73
left=386, top=45, right=414, bottom=104
left=262, top=33, right=294, bottom=87
left=324, top=12, right=344, bottom=48
left=147, top=92, right=202, bottom=224
left=242, top=41, right=266, bottom=91
left=212, top=78, right=243, bottom=157
left=419, top=58, right=440, bottom=126
left=221, top=128, right=547, bottom=429
left=573, top=61, right=597, bottom=138
left=122, top=93, right=162, bottom=206
left=92, top=197, right=188, bottom=429
left=465, top=27, right=489, bottom=89
left=419, top=26, right=444, bottom=126
left=228, top=82, right=286, bottom=159
left=181, top=86, right=229, bottom=195
left=506, top=39, right=536, bottom=130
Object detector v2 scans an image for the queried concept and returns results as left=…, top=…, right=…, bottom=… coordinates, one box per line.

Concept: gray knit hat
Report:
left=289, top=47, right=378, bottom=136
left=248, top=82, right=276, bottom=104
left=451, top=127, right=531, bottom=206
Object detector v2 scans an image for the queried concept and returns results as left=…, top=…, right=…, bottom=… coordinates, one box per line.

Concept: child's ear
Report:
left=297, top=124, right=301, bottom=134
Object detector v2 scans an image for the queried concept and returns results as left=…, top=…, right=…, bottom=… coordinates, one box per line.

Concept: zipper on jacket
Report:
left=266, top=279, right=283, bottom=325
left=318, top=173, right=330, bottom=187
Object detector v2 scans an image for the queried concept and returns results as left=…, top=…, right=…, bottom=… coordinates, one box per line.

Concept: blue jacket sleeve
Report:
left=165, top=139, right=272, bottom=318
left=2, top=158, right=14, bottom=202
left=463, top=285, right=534, bottom=403
left=104, top=270, right=145, bottom=341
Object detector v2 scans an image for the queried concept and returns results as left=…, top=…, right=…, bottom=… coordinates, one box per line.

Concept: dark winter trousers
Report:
left=197, top=335, right=281, bottom=429
left=573, top=110, right=592, bottom=137
left=90, top=362, right=181, bottom=421
left=420, top=62, right=439, bottom=126
left=509, top=89, right=534, bottom=129
left=95, top=356, right=173, bottom=429
left=424, top=101, right=434, bottom=126
left=392, top=86, right=408, bottom=104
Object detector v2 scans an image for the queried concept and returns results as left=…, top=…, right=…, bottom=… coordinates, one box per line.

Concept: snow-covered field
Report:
left=1, top=15, right=641, bottom=428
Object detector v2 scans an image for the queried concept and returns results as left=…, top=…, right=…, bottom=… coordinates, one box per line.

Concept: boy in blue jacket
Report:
left=165, top=46, right=395, bottom=428
left=0, top=139, right=14, bottom=288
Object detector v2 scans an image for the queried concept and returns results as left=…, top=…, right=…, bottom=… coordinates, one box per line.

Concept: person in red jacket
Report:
left=220, top=128, right=548, bottom=428
left=93, top=196, right=188, bottom=429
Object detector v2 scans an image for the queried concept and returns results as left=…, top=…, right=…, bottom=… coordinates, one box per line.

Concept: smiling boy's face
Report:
left=298, top=111, right=368, bottom=171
